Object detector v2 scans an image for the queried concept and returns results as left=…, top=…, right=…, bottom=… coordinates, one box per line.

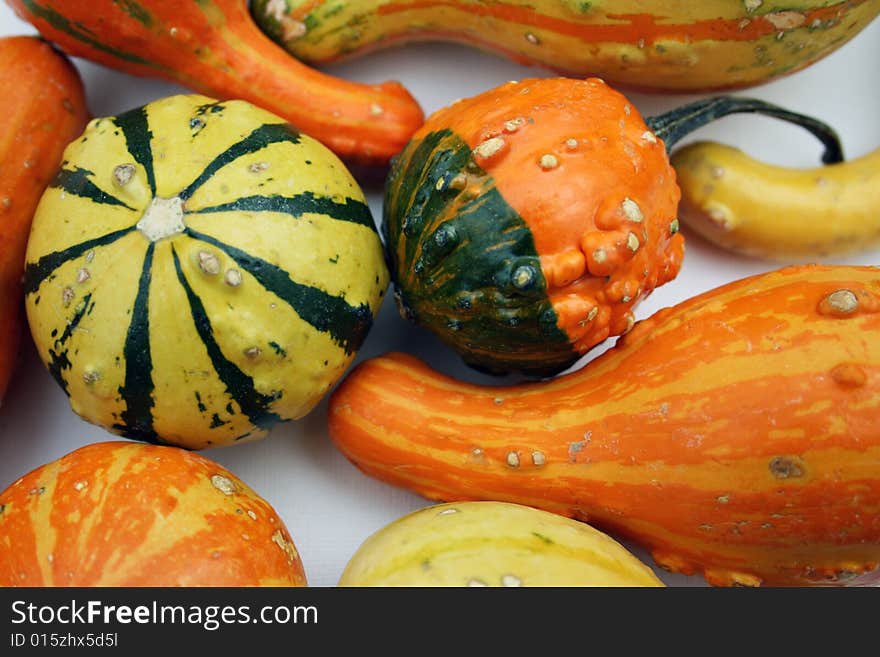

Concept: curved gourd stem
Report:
left=647, top=97, right=844, bottom=164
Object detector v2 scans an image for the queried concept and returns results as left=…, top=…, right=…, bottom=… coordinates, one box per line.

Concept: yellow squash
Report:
left=24, top=94, right=389, bottom=449
left=673, top=143, right=880, bottom=259
left=339, top=501, right=664, bottom=586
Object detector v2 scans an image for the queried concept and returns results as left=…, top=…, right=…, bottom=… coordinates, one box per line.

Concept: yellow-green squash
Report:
left=24, top=94, right=389, bottom=450
left=339, top=501, right=664, bottom=587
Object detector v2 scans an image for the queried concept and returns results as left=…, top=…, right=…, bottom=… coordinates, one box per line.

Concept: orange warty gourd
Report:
left=0, top=36, right=88, bottom=405
left=383, top=78, right=843, bottom=375
left=329, top=265, right=880, bottom=586
left=0, top=442, right=307, bottom=586
left=6, top=0, right=424, bottom=167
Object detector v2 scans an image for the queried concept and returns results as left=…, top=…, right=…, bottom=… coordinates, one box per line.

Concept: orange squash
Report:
left=0, top=441, right=307, bottom=586
left=7, top=0, right=423, bottom=167
left=329, top=264, right=880, bottom=586
left=0, top=36, right=88, bottom=405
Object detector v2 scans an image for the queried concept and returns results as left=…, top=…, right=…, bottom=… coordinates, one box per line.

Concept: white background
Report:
left=1, top=4, right=878, bottom=586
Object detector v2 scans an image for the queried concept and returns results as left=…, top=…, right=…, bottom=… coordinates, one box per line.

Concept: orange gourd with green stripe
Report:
left=7, top=0, right=423, bottom=166
left=252, top=0, right=880, bottom=92
left=383, top=77, right=843, bottom=375
left=24, top=94, right=389, bottom=450
left=329, top=264, right=880, bottom=586
left=0, top=441, right=306, bottom=586
left=0, top=36, right=87, bottom=404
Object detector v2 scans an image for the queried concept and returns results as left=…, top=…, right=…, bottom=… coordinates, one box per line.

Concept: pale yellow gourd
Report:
left=673, top=142, right=880, bottom=260
left=339, top=501, right=664, bottom=587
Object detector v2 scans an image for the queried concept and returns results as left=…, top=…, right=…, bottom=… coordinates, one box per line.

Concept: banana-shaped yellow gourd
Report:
left=672, top=143, right=880, bottom=260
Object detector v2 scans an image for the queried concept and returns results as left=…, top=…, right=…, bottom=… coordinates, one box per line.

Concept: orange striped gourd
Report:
left=0, top=441, right=306, bottom=586
left=329, top=264, right=880, bottom=586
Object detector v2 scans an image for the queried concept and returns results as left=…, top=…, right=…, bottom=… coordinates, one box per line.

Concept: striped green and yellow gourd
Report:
left=24, top=94, right=389, bottom=450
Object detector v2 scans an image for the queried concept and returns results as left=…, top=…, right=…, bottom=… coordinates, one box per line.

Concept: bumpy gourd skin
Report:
left=252, top=0, right=880, bottom=92
left=339, top=501, right=664, bottom=587
left=24, top=95, right=388, bottom=450
left=384, top=78, right=684, bottom=376
left=673, top=142, right=880, bottom=260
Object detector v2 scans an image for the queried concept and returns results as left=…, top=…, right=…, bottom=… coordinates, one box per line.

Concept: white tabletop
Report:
left=1, top=4, right=878, bottom=586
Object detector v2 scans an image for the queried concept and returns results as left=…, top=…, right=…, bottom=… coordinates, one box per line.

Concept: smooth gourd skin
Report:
left=329, top=265, right=880, bottom=586
left=339, top=501, right=664, bottom=587
left=0, top=441, right=307, bottom=586
left=7, top=0, right=424, bottom=167
left=0, top=36, right=88, bottom=405
left=24, top=94, right=389, bottom=450
left=673, top=142, right=880, bottom=260
left=252, top=0, right=880, bottom=92
left=384, top=77, right=684, bottom=376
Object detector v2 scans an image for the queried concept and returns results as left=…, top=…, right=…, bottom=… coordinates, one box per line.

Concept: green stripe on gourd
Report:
left=20, top=0, right=156, bottom=67
left=113, top=106, right=157, bottom=195
left=114, top=242, right=158, bottom=442
left=170, top=246, right=284, bottom=431
left=384, top=129, right=574, bottom=377
left=52, top=167, right=136, bottom=209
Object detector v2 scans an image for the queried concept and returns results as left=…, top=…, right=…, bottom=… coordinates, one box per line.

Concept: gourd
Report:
left=252, top=0, right=880, bottom=92
left=329, top=264, right=880, bottom=586
left=384, top=77, right=843, bottom=376
left=672, top=142, right=880, bottom=260
left=339, top=501, right=663, bottom=587
left=0, top=441, right=306, bottom=586
left=0, top=36, right=87, bottom=405
left=7, top=0, right=423, bottom=167
left=24, top=94, right=389, bottom=450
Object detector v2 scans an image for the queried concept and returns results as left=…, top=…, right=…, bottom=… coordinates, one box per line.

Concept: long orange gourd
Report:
left=6, top=0, right=424, bottom=166
left=0, top=36, right=88, bottom=405
left=329, top=264, right=880, bottom=586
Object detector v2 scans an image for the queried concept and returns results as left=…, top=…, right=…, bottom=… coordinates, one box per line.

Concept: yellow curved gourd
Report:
left=24, top=94, right=388, bottom=449
left=339, top=501, right=664, bottom=587
left=673, top=142, right=880, bottom=260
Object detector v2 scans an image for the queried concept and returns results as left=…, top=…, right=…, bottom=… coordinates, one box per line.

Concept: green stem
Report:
left=646, top=97, right=844, bottom=164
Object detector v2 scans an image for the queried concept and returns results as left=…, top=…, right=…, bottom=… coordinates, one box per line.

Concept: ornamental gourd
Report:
left=384, top=77, right=843, bottom=375
left=7, top=0, right=423, bottom=166
left=0, top=36, right=87, bottom=404
left=339, top=501, right=663, bottom=587
left=252, top=0, right=880, bottom=92
left=672, top=142, right=880, bottom=260
left=329, top=265, right=880, bottom=586
left=24, top=94, right=389, bottom=450
left=0, top=441, right=306, bottom=586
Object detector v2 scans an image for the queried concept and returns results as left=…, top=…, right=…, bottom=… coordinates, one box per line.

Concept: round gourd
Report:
left=0, top=441, right=307, bottom=586
left=24, top=94, right=389, bottom=449
left=384, top=78, right=844, bottom=376
left=339, top=501, right=663, bottom=587
left=384, top=77, right=684, bottom=376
